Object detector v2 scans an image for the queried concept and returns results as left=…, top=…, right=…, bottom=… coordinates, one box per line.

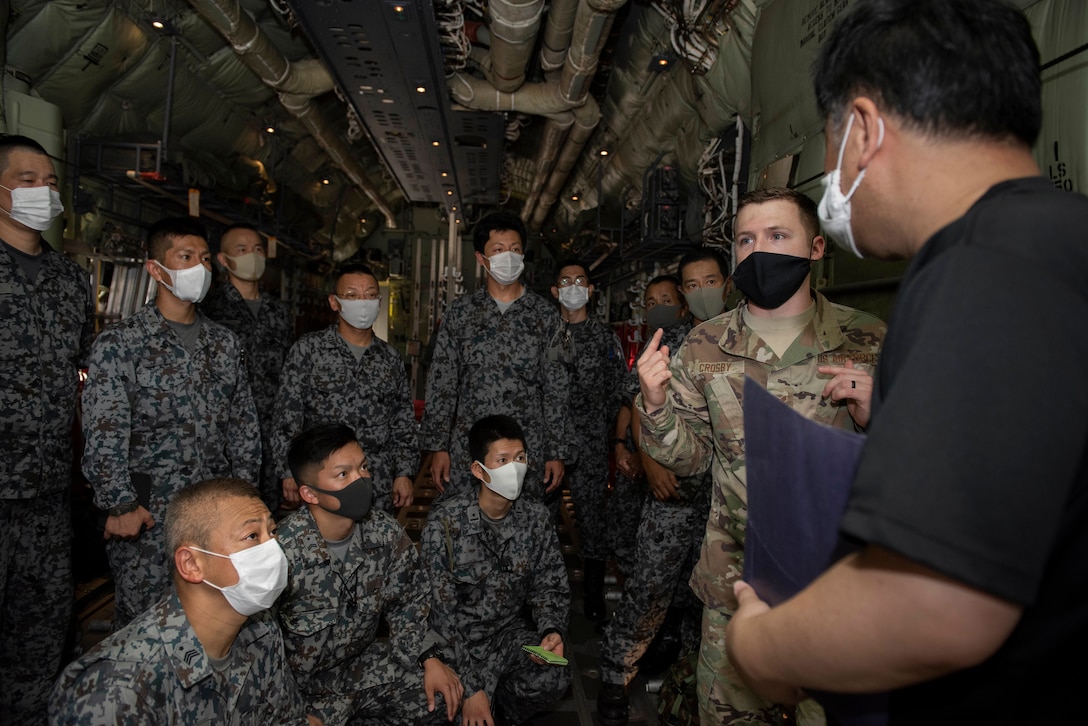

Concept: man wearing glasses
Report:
left=549, top=261, right=630, bottom=623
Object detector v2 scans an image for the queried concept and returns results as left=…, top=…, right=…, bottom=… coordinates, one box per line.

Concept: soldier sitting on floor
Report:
left=420, top=414, right=572, bottom=726
left=49, top=478, right=317, bottom=725
left=275, top=423, right=463, bottom=726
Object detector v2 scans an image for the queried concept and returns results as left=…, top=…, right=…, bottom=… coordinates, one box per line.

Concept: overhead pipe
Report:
left=539, top=0, right=580, bottom=73
left=532, top=98, right=600, bottom=228
left=185, top=0, right=399, bottom=228
left=448, top=72, right=583, bottom=115
left=486, top=0, right=546, bottom=92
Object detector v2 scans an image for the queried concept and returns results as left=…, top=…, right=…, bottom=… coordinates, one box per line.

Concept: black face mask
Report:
left=731, top=252, right=811, bottom=310
left=312, top=476, right=374, bottom=521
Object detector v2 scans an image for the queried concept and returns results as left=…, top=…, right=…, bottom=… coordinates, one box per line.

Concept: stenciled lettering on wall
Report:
left=799, top=0, right=850, bottom=49
left=1048, top=141, right=1076, bottom=193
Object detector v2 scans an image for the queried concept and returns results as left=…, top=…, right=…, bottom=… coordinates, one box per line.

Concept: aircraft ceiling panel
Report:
left=288, top=0, right=504, bottom=211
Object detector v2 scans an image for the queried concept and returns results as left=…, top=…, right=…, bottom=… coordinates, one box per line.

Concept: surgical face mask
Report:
left=192, top=538, right=288, bottom=616
left=817, top=114, right=884, bottom=259
left=646, top=303, right=683, bottom=333
left=732, top=252, right=812, bottom=310
left=155, top=260, right=212, bottom=303
left=336, top=297, right=380, bottom=330
left=684, top=286, right=727, bottom=322
left=477, top=460, right=527, bottom=501
left=557, top=284, right=590, bottom=311
left=224, top=252, right=265, bottom=282
left=0, top=184, right=64, bottom=232
left=310, top=476, right=374, bottom=521
left=486, top=251, right=524, bottom=285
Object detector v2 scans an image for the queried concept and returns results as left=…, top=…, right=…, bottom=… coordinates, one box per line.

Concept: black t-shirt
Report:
left=842, top=177, right=1088, bottom=722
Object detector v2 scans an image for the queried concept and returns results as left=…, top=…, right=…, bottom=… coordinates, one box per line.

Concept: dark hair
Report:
left=813, top=0, right=1041, bottom=146
left=737, top=187, right=821, bottom=240
left=472, top=212, right=527, bottom=254
left=334, top=261, right=378, bottom=287
left=678, top=247, right=729, bottom=280
left=0, top=134, right=49, bottom=176
left=646, top=274, right=681, bottom=292
left=146, top=217, right=208, bottom=262
left=287, top=422, right=360, bottom=487
left=555, top=258, right=589, bottom=284
left=165, top=477, right=263, bottom=555
left=469, top=414, right=526, bottom=463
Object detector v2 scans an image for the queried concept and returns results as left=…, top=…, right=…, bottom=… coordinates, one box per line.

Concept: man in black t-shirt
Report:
left=725, top=1, right=1088, bottom=723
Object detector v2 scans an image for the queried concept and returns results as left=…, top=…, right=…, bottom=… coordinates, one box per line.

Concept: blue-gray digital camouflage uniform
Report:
left=0, top=239, right=93, bottom=726
left=600, top=317, right=712, bottom=688
left=556, top=316, right=628, bottom=561
left=274, top=505, right=445, bottom=726
left=271, top=324, right=418, bottom=515
left=637, top=291, right=886, bottom=725
left=48, top=591, right=310, bottom=725
left=200, top=281, right=293, bottom=511
left=420, top=491, right=572, bottom=724
left=81, top=302, right=261, bottom=626
left=420, top=288, right=570, bottom=502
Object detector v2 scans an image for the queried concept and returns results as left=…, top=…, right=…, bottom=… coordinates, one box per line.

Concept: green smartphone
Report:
left=522, top=645, right=568, bottom=666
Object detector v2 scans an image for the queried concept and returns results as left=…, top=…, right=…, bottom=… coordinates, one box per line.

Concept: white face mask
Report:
left=487, top=251, right=524, bottom=285
left=155, top=260, right=212, bottom=303
left=224, top=252, right=265, bottom=282
left=191, top=538, right=288, bottom=617
left=557, top=284, right=590, bottom=311
left=476, top=460, right=527, bottom=501
left=817, top=114, right=884, bottom=259
left=1, top=184, right=64, bottom=232
left=336, top=297, right=380, bottom=330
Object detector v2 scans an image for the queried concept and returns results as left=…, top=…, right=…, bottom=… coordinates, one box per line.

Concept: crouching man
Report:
left=421, top=415, right=572, bottom=726
left=50, top=478, right=317, bottom=724
left=275, top=423, right=463, bottom=725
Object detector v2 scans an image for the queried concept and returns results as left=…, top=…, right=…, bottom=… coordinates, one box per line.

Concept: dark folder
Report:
left=742, top=376, right=888, bottom=726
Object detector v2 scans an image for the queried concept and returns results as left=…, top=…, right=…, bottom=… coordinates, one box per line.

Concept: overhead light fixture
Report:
left=265, top=126, right=275, bottom=134
left=649, top=53, right=675, bottom=72
left=451, top=206, right=457, bottom=211
left=152, top=19, right=165, bottom=29
left=432, top=141, right=440, bottom=147
left=599, top=149, right=609, bottom=156
left=446, top=190, right=453, bottom=196
left=571, top=194, right=580, bottom=201
left=440, top=172, right=448, bottom=178
left=416, top=85, right=426, bottom=94
left=322, top=178, right=330, bottom=185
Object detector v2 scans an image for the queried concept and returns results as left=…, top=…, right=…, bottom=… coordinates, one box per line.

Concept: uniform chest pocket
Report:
left=310, top=366, right=351, bottom=393
left=135, top=360, right=188, bottom=391
left=280, top=605, right=339, bottom=638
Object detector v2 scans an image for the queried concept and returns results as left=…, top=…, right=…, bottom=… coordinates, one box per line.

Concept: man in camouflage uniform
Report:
left=421, top=212, right=569, bottom=503
left=50, top=478, right=316, bottom=725
left=275, top=423, right=462, bottom=725
left=420, top=415, right=571, bottom=725
left=201, top=222, right=292, bottom=512
left=82, top=216, right=261, bottom=627
left=636, top=188, right=887, bottom=726
left=549, top=259, right=628, bottom=621
left=0, top=134, right=94, bottom=725
left=599, top=268, right=717, bottom=726
left=272, top=262, right=416, bottom=515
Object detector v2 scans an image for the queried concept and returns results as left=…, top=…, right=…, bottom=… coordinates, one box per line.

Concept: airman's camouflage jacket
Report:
left=637, top=291, right=886, bottom=612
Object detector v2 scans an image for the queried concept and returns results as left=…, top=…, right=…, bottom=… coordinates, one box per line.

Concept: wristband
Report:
left=107, top=501, right=139, bottom=517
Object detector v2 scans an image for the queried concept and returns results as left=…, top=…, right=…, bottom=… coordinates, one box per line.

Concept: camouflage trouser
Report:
left=607, top=470, right=647, bottom=578
left=567, top=444, right=611, bottom=560
left=0, top=492, right=72, bottom=726
left=599, top=488, right=710, bottom=686
left=310, top=640, right=449, bottom=726
left=697, top=607, right=826, bottom=726
left=105, top=517, right=173, bottom=628
left=470, top=624, right=573, bottom=725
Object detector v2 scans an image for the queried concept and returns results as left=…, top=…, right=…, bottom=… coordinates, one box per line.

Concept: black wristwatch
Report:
left=417, top=645, right=442, bottom=669
left=107, top=501, right=140, bottom=517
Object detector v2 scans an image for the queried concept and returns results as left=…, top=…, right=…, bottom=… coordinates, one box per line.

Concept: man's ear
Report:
left=328, top=294, right=340, bottom=313
left=810, top=235, right=827, bottom=262
left=588, top=284, right=596, bottom=298
left=853, top=96, right=885, bottom=170
left=470, top=461, right=489, bottom=484
left=146, top=258, right=166, bottom=283
left=175, top=546, right=205, bottom=585
left=475, top=250, right=489, bottom=268
left=550, top=285, right=559, bottom=299
left=298, top=483, right=321, bottom=506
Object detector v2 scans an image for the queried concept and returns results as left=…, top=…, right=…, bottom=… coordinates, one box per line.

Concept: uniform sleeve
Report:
left=636, top=339, right=715, bottom=478
left=529, top=510, right=571, bottom=638
left=540, top=316, right=571, bottom=462
left=386, top=350, right=421, bottom=479
left=607, top=330, right=629, bottom=419
left=271, top=340, right=308, bottom=479
left=228, top=345, right=262, bottom=484
left=383, top=528, right=430, bottom=672
left=419, top=316, right=459, bottom=452
left=81, top=326, right=138, bottom=510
